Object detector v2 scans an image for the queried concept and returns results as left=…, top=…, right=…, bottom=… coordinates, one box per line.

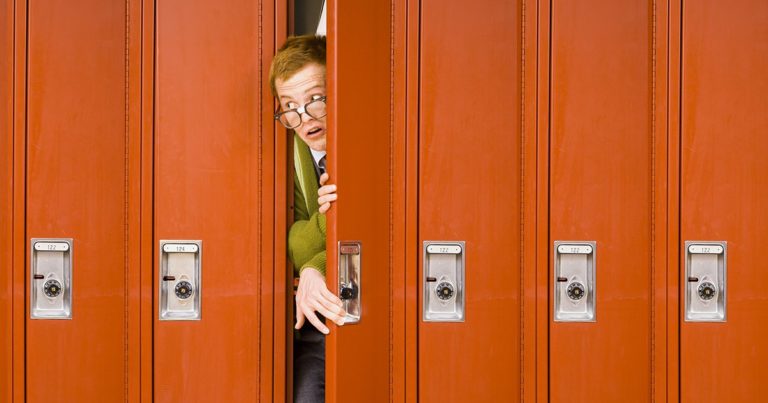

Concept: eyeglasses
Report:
left=274, top=96, right=327, bottom=129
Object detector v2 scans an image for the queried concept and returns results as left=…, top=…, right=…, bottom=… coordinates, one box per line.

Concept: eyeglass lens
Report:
left=278, top=98, right=327, bottom=129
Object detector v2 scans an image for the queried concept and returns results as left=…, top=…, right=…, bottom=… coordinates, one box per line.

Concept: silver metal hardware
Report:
left=30, top=238, right=73, bottom=319
left=338, top=241, right=361, bottom=324
left=554, top=241, right=596, bottom=322
left=697, top=282, right=716, bottom=301
left=566, top=282, right=585, bottom=301
left=174, top=281, right=194, bottom=300
left=160, top=240, right=202, bottom=321
left=435, top=281, right=455, bottom=301
left=685, top=241, right=726, bottom=322
left=423, top=241, right=465, bottom=322
left=43, top=279, right=63, bottom=298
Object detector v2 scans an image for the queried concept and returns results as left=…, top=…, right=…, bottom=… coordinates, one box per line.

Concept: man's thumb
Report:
left=295, top=309, right=305, bottom=329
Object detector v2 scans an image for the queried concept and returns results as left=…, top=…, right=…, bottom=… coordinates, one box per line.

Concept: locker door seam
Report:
left=675, top=0, right=685, bottom=401
left=123, top=1, right=131, bottom=400
left=416, top=0, right=422, bottom=398
left=545, top=0, right=554, bottom=401
left=649, top=0, right=657, bottom=400
left=23, top=0, right=28, bottom=398
left=519, top=0, right=527, bottom=400
left=389, top=0, right=395, bottom=400
left=256, top=0, right=264, bottom=398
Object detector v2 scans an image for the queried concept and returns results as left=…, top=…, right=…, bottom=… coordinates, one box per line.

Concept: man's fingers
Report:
left=295, top=307, right=306, bottom=330
left=317, top=182, right=337, bottom=216
left=320, top=287, right=344, bottom=307
left=315, top=298, right=345, bottom=317
left=319, top=202, right=330, bottom=214
left=315, top=288, right=346, bottom=326
left=314, top=295, right=346, bottom=320
left=310, top=300, right=344, bottom=324
left=318, top=194, right=337, bottom=206
left=304, top=308, right=329, bottom=334
left=317, top=184, right=336, bottom=196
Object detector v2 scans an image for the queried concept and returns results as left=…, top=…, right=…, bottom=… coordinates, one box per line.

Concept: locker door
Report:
left=153, top=1, right=275, bottom=400
left=548, top=1, right=665, bottom=400
left=324, top=0, right=393, bottom=401
left=680, top=1, right=768, bottom=400
left=416, top=1, right=535, bottom=401
left=1, top=0, right=13, bottom=398
left=25, top=0, right=133, bottom=401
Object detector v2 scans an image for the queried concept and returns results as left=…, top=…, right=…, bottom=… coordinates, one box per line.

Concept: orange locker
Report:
left=415, top=1, right=535, bottom=401
left=547, top=0, right=667, bottom=400
left=0, top=0, right=14, bottom=398
left=151, top=0, right=278, bottom=401
left=323, top=0, right=533, bottom=400
left=3, top=0, right=768, bottom=401
left=22, top=1, right=135, bottom=401
left=679, top=1, right=768, bottom=400
left=324, top=0, right=394, bottom=401
left=1, top=0, right=282, bottom=401
left=548, top=1, right=667, bottom=402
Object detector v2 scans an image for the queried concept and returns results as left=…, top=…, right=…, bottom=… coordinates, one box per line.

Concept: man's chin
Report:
left=307, top=138, right=327, bottom=152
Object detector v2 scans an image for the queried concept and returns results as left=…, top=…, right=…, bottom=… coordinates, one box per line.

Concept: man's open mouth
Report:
left=307, top=127, right=323, bottom=137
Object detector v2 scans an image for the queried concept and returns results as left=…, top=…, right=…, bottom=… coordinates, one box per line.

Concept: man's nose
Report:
left=301, top=110, right=315, bottom=122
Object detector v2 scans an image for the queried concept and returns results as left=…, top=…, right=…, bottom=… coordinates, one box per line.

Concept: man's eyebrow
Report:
left=278, top=85, right=326, bottom=101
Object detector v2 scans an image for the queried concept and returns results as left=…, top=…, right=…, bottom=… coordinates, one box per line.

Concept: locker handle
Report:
left=685, top=241, right=727, bottom=322
left=553, top=241, right=596, bottom=322
left=338, top=241, right=361, bottom=324
left=30, top=238, right=73, bottom=319
left=159, top=240, right=202, bottom=321
left=423, top=241, right=466, bottom=322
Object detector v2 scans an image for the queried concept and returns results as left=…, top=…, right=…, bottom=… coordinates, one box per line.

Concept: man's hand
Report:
left=295, top=267, right=346, bottom=334
left=317, top=173, right=337, bottom=214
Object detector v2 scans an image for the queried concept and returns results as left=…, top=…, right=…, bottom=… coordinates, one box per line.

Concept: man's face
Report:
left=274, top=63, right=327, bottom=152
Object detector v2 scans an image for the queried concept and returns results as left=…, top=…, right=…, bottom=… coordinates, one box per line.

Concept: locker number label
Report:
left=557, top=244, right=593, bottom=254
left=34, top=242, right=69, bottom=252
left=426, top=245, right=462, bottom=254
left=163, top=244, right=199, bottom=253
left=688, top=244, right=724, bottom=254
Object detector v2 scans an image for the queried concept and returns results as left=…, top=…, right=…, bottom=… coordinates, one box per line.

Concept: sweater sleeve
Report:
left=288, top=173, right=327, bottom=276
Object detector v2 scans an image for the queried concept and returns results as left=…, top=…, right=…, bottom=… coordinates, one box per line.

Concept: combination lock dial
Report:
left=698, top=281, right=717, bottom=301
left=340, top=282, right=358, bottom=300
left=435, top=281, right=455, bottom=301
left=174, top=281, right=194, bottom=300
left=43, top=279, right=63, bottom=298
left=566, top=282, right=586, bottom=301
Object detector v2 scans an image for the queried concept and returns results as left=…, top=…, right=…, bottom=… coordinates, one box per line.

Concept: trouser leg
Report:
left=293, top=324, right=325, bottom=403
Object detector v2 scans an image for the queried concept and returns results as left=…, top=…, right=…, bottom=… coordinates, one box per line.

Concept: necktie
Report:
left=318, top=156, right=327, bottom=176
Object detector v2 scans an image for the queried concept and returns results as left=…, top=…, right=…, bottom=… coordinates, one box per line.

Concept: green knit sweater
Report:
left=288, top=134, right=327, bottom=276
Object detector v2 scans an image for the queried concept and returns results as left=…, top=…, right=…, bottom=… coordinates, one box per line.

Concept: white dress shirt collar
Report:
left=310, top=148, right=327, bottom=166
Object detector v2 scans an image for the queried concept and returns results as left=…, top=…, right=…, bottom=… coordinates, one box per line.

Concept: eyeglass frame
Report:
left=273, top=96, right=327, bottom=129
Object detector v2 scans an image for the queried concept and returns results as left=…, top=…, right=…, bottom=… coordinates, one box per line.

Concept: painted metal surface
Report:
left=325, top=0, right=393, bottom=401
left=549, top=0, right=662, bottom=400
left=153, top=0, right=274, bottom=400
left=0, top=0, right=15, bottom=399
left=25, top=1, right=130, bottom=400
left=4, top=1, right=768, bottom=401
left=417, top=1, right=531, bottom=401
left=680, top=1, right=768, bottom=400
